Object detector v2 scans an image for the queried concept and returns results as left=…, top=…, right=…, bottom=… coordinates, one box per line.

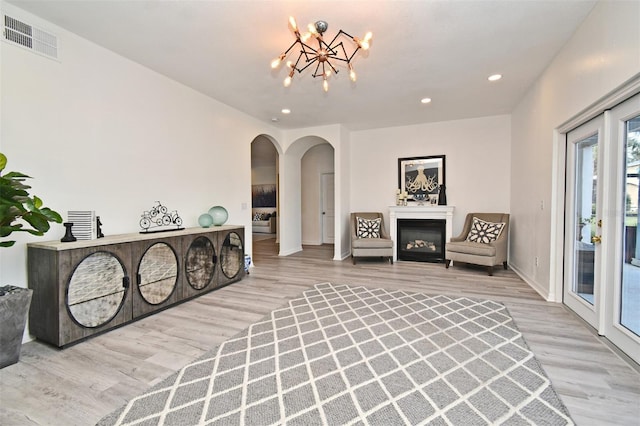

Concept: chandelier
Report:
left=270, top=17, right=372, bottom=92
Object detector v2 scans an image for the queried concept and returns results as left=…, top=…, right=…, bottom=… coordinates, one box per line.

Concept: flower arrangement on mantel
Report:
left=0, top=152, right=62, bottom=248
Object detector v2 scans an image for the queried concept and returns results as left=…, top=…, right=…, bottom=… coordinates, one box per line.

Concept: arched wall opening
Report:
left=250, top=134, right=282, bottom=261
left=301, top=143, right=335, bottom=246
left=279, top=135, right=336, bottom=257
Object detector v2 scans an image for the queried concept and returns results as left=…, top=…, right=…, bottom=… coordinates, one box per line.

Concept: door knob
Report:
left=591, top=235, right=602, bottom=244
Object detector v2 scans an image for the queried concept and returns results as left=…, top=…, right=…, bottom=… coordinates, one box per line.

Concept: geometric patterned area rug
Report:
left=98, top=283, right=574, bottom=426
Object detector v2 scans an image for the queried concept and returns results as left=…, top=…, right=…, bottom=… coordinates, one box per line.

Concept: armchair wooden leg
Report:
left=352, top=256, right=356, bottom=265
left=487, top=266, right=493, bottom=276
left=445, top=259, right=451, bottom=269
left=503, top=261, right=508, bottom=270
left=389, top=257, right=393, bottom=265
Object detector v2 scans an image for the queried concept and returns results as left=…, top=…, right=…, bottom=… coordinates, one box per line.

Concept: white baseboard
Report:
left=509, top=263, right=556, bottom=302
left=302, top=239, right=322, bottom=246
left=279, top=246, right=303, bottom=256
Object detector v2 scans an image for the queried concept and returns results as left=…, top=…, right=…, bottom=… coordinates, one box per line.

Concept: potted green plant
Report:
left=0, top=152, right=62, bottom=368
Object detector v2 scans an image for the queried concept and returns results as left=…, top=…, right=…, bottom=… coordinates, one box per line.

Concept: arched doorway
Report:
left=250, top=135, right=280, bottom=247
left=279, top=136, right=338, bottom=258
left=301, top=143, right=335, bottom=245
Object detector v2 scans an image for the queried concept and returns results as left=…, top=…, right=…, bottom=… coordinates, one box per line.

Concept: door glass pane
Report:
left=621, top=115, right=640, bottom=336
left=573, top=134, right=598, bottom=304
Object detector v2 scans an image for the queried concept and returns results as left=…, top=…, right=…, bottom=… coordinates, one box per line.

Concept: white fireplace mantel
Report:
left=389, top=205, right=455, bottom=261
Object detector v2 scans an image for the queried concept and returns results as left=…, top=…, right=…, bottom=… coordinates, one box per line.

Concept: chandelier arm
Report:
left=304, top=50, right=320, bottom=64
left=335, top=29, right=368, bottom=62
left=339, top=29, right=354, bottom=38
left=312, top=61, right=323, bottom=78
left=327, top=56, right=349, bottom=64
left=317, top=38, right=341, bottom=57
left=326, top=30, right=349, bottom=47
left=282, top=40, right=303, bottom=57
left=302, top=38, right=342, bottom=59
left=326, top=35, right=339, bottom=48
left=345, top=44, right=362, bottom=62
left=325, top=60, right=339, bottom=74
left=296, top=56, right=320, bottom=73
left=291, top=51, right=307, bottom=73
left=299, top=41, right=320, bottom=59
left=337, top=42, right=358, bottom=63
left=324, top=41, right=351, bottom=62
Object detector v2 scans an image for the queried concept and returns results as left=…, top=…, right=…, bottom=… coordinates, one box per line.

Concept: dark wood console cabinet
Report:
left=27, top=226, right=244, bottom=347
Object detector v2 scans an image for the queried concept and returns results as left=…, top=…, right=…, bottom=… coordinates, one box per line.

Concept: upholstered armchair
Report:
left=350, top=212, right=394, bottom=265
left=445, top=213, right=510, bottom=276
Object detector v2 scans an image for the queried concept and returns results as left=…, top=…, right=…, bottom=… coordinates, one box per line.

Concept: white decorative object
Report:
left=67, top=211, right=96, bottom=240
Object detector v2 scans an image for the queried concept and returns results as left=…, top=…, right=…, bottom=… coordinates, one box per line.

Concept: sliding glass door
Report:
left=602, top=95, right=640, bottom=362
left=618, top=115, right=640, bottom=336
left=565, top=117, right=603, bottom=328
left=564, top=94, right=640, bottom=364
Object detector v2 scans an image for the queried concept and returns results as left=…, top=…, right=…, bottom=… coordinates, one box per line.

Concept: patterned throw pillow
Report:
left=356, top=217, right=381, bottom=238
left=253, top=213, right=263, bottom=221
left=466, top=217, right=505, bottom=244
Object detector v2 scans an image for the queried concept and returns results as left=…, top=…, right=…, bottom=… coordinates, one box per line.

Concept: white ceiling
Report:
left=6, top=0, right=597, bottom=131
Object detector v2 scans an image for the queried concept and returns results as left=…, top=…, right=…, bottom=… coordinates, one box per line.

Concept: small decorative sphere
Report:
left=208, top=206, right=228, bottom=226
left=198, top=213, right=214, bottom=228
left=315, top=20, right=328, bottom=34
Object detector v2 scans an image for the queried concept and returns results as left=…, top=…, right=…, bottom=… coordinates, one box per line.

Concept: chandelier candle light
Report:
left=271, top=16, right=372, bottom=92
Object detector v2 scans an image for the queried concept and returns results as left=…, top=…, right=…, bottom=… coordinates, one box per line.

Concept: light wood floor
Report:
left=1, top=238, right=639, bottom=425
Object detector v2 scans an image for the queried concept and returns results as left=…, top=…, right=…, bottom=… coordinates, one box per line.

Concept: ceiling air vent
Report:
left=3, top=15, right=58, bottom=59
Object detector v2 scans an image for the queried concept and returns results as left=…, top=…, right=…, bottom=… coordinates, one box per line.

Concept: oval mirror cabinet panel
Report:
left=185, top=236, right=216, bottom=290
left=138, top=242, right=178, bottom=305
left=220, top=231, right=243, bottom=279
left=67, top=252, right=127, bottom=328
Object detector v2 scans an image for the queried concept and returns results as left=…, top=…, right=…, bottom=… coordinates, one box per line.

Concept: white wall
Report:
left=0, top=5, right=279, bottom=299
left=251, top=136, right=278, bottom=188
left=510, top=0, right=640, bottom=300
left=350, top=115, right=512, bottom=234
left=338, top=126, right=352, bottom=259
left=252, top=166, right=277, bottom=185
left=301, top=143, right=334, bottom=245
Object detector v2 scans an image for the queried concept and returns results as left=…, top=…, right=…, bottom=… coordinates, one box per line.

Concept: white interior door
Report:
left=564, top=116, right=604, bottom=330
left=321, top=173, right=335, bottom=244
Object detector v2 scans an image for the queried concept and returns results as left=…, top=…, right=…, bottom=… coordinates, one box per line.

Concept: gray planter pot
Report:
left=0, top=286, right=32, bottom=369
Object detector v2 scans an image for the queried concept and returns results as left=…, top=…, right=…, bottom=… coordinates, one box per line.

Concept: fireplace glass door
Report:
left=397, top=219, right=446, bottom=262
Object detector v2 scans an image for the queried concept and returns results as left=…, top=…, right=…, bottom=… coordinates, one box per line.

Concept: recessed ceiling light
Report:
left=281, top=108, right=291, bottom=114
left=271, top=117, right=279, bottom=122
left=488, top=74, right=502, bottom=82
left=420, top=98, right=432, bottom=104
